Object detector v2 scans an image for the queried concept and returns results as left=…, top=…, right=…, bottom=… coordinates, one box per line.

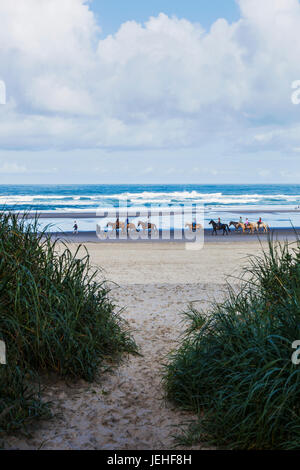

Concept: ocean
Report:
left=1, top=184, right=300, bottom=231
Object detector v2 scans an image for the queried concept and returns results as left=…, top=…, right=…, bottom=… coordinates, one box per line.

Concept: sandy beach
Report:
left=3, top=238, right=283, bottom=449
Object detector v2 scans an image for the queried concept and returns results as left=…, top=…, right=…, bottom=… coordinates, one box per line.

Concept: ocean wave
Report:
left=1, top=191, right=300, bottom=208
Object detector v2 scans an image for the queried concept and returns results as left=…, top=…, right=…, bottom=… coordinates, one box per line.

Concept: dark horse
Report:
left=209, top=219, right=230, bottom=236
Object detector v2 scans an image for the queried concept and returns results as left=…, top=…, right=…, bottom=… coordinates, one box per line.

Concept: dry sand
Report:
left=4, top=240, right=269, bottom=450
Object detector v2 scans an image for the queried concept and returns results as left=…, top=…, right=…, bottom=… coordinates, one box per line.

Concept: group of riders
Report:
left=101, top=216, right=268, bottom=234
left=239, top=216, right=263, bottom=228
left=73, top=216, right=268, bottom=237
left=219, top=216, right=264, bottom=228
left=67, top=212, right=272, bottom=239
left=211, top=216, right=269, bottom=235
left=106, top=217, right=156, bottom=233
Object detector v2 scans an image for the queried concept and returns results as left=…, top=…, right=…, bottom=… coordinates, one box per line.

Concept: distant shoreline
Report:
left=47, top=227, right=300, bottom=244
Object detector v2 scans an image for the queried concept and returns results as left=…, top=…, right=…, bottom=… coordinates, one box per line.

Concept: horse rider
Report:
left=257, top=217, right=262, bottom=228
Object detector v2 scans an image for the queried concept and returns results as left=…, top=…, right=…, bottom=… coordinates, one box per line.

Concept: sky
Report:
left=90, top=1, right=240, bottom=37
left=0, top=0, right=300, bottom=184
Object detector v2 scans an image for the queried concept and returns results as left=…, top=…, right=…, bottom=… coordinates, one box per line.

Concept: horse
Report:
left=241, top=222, right=256, bottom=234
left=229, top=221, right=244, bottom=231
left=137, top=220, right=158, bottom=233
left=106, top=221, right=125, bottom=233
left=126, top=222, right=138, bottom=232
left=185, top=222, right=203, bottom=232
left=209, top=220, right=230, bottom=236
left=255, top=222, right=270, bottom=233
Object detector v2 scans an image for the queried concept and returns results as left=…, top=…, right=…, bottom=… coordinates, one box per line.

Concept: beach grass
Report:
left=0, top=212, right=137, bottom=436
left=164, top=236, right=300, bottom=449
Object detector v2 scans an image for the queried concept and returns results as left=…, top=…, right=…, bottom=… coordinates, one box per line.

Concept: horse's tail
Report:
left=226, top=224, right=231, bottom=232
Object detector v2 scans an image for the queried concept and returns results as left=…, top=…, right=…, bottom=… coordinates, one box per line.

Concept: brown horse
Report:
left=106, top=221, right=126, bottom=233
left=185, top=222, right=203, bottom=232
left=229, top=221, right=244, bottom=231
left=241, top=222, right=256, bottom=234
left=126, top=222, right=138, bottom=232
left=138, top=220, right=158, bottom=233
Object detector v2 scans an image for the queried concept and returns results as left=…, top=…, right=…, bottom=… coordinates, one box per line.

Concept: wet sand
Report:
left=48, top=227, right=300, bottom=245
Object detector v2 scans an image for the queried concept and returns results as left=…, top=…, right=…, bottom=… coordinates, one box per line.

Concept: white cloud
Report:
left=0, top=0, right=300, bottom=155
left=0, top=161, right=57, bottom=174
left=0, top=163, right=27, bottom=174
left=141, top=166, right=154, bottom=175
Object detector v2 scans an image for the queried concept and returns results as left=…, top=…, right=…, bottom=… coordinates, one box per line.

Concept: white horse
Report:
left=255, top=222, right=270, bottom=233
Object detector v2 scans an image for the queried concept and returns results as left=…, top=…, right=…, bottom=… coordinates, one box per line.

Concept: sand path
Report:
left=5, top=282, right=224, bottom=450
left=4, top=241, right=265, bottom=449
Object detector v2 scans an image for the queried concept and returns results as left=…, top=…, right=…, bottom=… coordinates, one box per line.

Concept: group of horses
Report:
left=106, top=221, right=204, bottom=234
left=209, top=219, right=270, bottom=236
left=106, top=220, right=158, bottom=234
left=105, top=218, right=269, bottom=236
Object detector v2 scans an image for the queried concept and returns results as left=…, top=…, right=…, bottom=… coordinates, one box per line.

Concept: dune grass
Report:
left=164, top=237, right=300, bottom=449
left=0, top=212, right=137, bottom=435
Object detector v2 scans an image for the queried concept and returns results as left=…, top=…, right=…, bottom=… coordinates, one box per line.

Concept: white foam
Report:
left=2, top=191, right=300, bottom=209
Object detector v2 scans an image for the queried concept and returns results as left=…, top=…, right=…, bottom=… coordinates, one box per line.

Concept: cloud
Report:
left=141, top=166, right=154, bottom=175
left=0, top=161, right=58, bottom=174
left=0, top=0, right=300, bottom=155
left=0, top=163, right=28, bottom=174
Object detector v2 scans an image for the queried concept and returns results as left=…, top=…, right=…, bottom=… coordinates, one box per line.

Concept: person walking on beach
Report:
left=73, top=221, right=78, bottom=234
